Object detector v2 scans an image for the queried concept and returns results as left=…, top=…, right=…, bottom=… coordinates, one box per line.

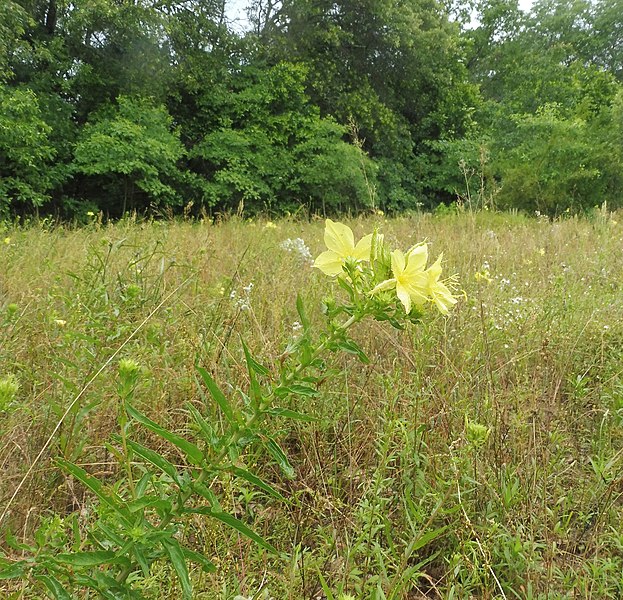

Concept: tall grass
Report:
left=1, top=211, right=622, bottom=598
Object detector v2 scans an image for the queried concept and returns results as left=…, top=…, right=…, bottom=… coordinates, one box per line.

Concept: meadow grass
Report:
left=1, top=211, right=622, bottom=599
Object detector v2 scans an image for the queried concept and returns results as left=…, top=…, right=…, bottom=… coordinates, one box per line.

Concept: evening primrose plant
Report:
left=0, top=219, right=458, bottom=599
left=314, top=218, right=457, bottom=319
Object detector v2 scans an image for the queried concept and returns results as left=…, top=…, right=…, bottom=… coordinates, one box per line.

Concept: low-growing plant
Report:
left=0, top=219, right=458, bottom=598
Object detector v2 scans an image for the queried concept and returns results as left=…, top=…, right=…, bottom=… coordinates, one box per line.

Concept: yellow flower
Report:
left=371, top=243, right=428, bottom=313
left=54, top=319, right=67, bottom=327
left=313, top=219, right=373, bottom=276
left=539, top=248, right=545, bottom=256
left=371, top=247, right=457, bottom=315
left=264, top=221, right=277, bottom=229
left=3, top=237, right=10, bottom=245
left=425, top=254, right=458, bottom=315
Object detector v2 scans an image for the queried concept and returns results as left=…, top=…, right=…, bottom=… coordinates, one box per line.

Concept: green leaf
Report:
left=0, top=561, right=28, bottom=580
left=126, top=495, right=172, bottom=513
left=56, top=460, right=131, bottom=525
left=197, top=366, right=237, bottom=426
left=241, top=340, right=270, bottom=376
left=264, top=437, right=295, bottom=478
left=186, top=403, right=219, bottom=447
left=133, top=546, right=151, bottom=577
left=336, top=339, right=370, bottom=364
left=77, top=572, right=146, bottom=600
left=317, top=571, right=336, bottom=600
left=54, top=550, right=119, bottom=567
left=191, top=482, right=222, bottom=511
left=406, top=526, right=448, bottom=555
left=295, top=294, right=311, bottom=330
left=135, top=472, right=152, bottom=497
left=181, top=548, right=217, bottom=573
left=124, top=438, right=181, bottom=485
left=161, top=537, right=192, bottom=600
left=230, top=466, right=285, bottom=500
left=36, top=575, right=71, bottom=600
left=241, top=340, right=265, bottom=407
left=95, top=522, right=126, bottom=549
left=125, top=403, right=204, bottom=466
left=185, top=508, right=276, bottom=553
left=265, top=407, right=318, bottom=422
left=274, top=384, right=319, bottom=398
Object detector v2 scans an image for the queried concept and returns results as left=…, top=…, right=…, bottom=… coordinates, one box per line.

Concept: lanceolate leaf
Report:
left=265, top=407, right=318, bottom=422
left=186, top=403, right=219, bottom=447
left=161, top=537, right=192, bottom=600
left=197, top=366, right=237, bottom=425
left=54, top=550, right=119, bottom=567
left=295, top=294, right=311, bottom=331
left=181, top=548, right=216, bottom=573
left=264, top=437, right=295, bottom=478
left=125, top=495, right=172, bottom=513
left=0, top=561, right=28, bottom=580
left=336, top=339, right=370, bottom=364
left=125, top=403, right=204, bottom=466
left=184, top=507, right=276, bottom=554
left=124, top=438, right=181, bottom=485
left=56, top=459, right=131, bottom=525
left=241, top=340, right=270, bottom=376
left=230, top=466, right=285, bottom=500
left=36, top=575, right=71, bottom=600
left=241, top=340, right=264, bottom=406
left=274, top=384, right=319, bottom=398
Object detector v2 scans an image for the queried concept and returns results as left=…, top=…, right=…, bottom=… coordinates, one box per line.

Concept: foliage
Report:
left=190, top=63, right=376, bottom=214
left=492, top=104, right=608, bottom=213
left=72, top=97, right=187, bottom=215
left=1, top=0, right=623, bottom=216
left=0, top=86, right=56, bottom=215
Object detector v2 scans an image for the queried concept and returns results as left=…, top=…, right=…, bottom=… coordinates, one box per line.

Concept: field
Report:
left=1, top=211, right=623, bottom=599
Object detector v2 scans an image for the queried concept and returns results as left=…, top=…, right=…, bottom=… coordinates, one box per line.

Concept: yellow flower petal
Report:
left=352, top=233, right=373, bottom=260
left=324, top=219, right=355, bottom=255
left=404, top=243, right=428, bottom=272
left=430, top=280, right=457, bottom=314
left=391, top=249, right=406, bottom=274
left=313, top=250, right=344, bottom=276
left=396, top=282, right=412, bottom=314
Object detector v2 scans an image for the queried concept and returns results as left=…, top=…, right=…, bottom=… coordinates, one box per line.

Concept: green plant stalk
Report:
left=116, top=312, right=361, bottom=584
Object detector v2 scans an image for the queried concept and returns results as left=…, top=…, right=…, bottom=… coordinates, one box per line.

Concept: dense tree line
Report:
left=0, top=0, right=621, bottom=218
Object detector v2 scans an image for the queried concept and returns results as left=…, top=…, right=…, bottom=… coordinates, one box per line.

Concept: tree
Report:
left=72, top=97, right=186, bottom=215
left=248, top=0, right=477, bottom=209
left=0, top=87, right=56, bottom=215
left=190, top=62, right=376, bottom=214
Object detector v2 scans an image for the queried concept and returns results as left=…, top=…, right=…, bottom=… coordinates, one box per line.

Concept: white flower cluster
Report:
left=280, top=237, right=313, bottom=265
left=230, top=282, right=254, bottom=311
